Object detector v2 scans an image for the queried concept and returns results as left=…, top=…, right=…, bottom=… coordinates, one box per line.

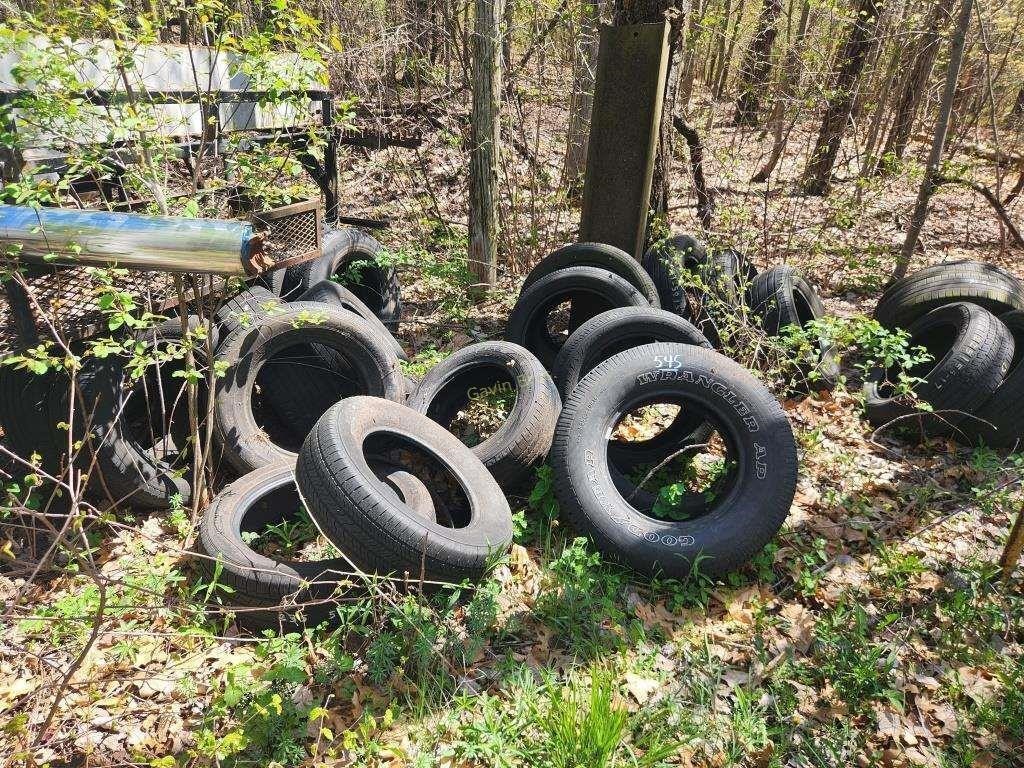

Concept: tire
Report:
left=551, top=342, right=798, bottom=579
left=0, top=366, right=70, bottom=519
left=284, top=227, right=402, bottom=332
left=138, top=315, right=217, bottom=448
left=66, top=354, right=193, bottom=509
left=520, top=242, right=661, bottom=308
left=142, top=313, right=220, bottom=353
left=642, top=235, right=743, bottom=347
left=197, top=462, right=351, bottom=632
left=296, top=396, right=513, bottom=583
left=959, top=311, right=1024, bottom=448
left=215, top=289, right=369, bottom=443
left=407, top=341, right=561, bottom=488
left=505, top=266, right=650, bottom=369
left=214, top=286, right=282, bottom=346
left=214, top=306, right=406, bottom=474
left=874, top=260, right=1024, bottom=330
left=552, top=307, right=712, bottom=400
left=257, top=300, right=402, bottom=441
left=297, top=280, right=407, bottom=361
left=641, top=234, right=707, bottom=318
left=0, top=365, right=66, bottom=475
left=748, top=265, right=839, bottom=388
left=863, top=302, right=1014, bottom=432
left=254, top=265, right=288, bottom=296
left=718, top=247, right=759, bottom=285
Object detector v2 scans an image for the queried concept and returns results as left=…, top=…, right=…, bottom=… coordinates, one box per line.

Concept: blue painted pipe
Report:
left=0, top=204, right=266, bottom=275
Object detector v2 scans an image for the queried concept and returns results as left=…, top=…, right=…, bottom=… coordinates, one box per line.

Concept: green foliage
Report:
left=812, top=600, right=902, bottom=713
left=368, top=240, right=475, bottom=321
left=0, top=2, right=336, bottom=214
left=535, top=538, right=627, bottom=653
left=543, top=669, right=629, bottom=768
left=778, top=314, right=933, bottom=399
left=193, top=633, right=318, bottom=765
left=400, top=347, right=449, bottom=378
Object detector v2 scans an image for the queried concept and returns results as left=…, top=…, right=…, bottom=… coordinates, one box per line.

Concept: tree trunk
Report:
left=563, top=0, right=604, bottom=193
left=673, top=115, right=714, bottom=230
left=714, top=0, right=747, bottom=99
left=679, top=0, right=712, bottom=105
left=734, top=0, right=784, bottom=126
left=879, top=0, right=956, bottom=167
left=800, top=0, right=884, bottom=195
left=679, top=0, right=712, bottom=106
left=749, top=0, right=810, bottom=181
left=894, top=0, right=974, bottom=281
left=469, top=0, right=504, bottom=289
left=407, top=0, right=439, bottom=63
left=708, top=0, right=734, bottom=92
left=613, top=0, right=687, bottom=220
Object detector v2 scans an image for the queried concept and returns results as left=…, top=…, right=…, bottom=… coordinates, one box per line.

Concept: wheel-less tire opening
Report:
left=362, top=431, right=470, bottom=528
left=607, top=394, right=739, bottom=522
left=214, top=308, right=405, bottom=474
left=123, top=315, right=214, bottom=475
left=197, top=463, right=352, bottom=632
left=792, top=288, right=817, bottom=327
left=551, top=343, right=798, bottom=579
left=407, top=341, right=560, bottom=489
left=506, top=267, right=650, bottom=369
left=421, top=364, right=518, bottom=448
left=254, top=341, right=359, bottom=449
left=544, top=298, right=575, bottom=349
left=123, top=357, right=196, bottom=463
left=523, top=288, right=624, bottom=365
left=238, top=477, right=334, bottom=562
left=606, top=397, right=711, bottom=468
left=874, top=321, right=956, bottom=400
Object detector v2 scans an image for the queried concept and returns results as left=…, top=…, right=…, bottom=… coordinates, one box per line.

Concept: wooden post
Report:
left=469, top=0, right=503, bottom=290
left=579, top=22, right=669, bottom=258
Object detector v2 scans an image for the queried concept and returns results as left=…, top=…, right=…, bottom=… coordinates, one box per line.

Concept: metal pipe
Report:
left=0, top=204, right=265, bottom=275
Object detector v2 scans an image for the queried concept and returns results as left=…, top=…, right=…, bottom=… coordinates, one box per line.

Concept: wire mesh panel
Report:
left=251, top=199, right=322, bottom=269
left=0, top=266, right=185, bottom=357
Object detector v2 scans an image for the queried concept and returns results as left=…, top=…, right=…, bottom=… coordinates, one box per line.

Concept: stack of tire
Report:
left=198, top=229, right=567, bottom=629
left=506, top=237, right=836, bottom=386
left=865, top=260, right=1024, bottom=448
left=0, top=229, right=806, bottom=631
left=502, top=239, right=800, bottom=584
